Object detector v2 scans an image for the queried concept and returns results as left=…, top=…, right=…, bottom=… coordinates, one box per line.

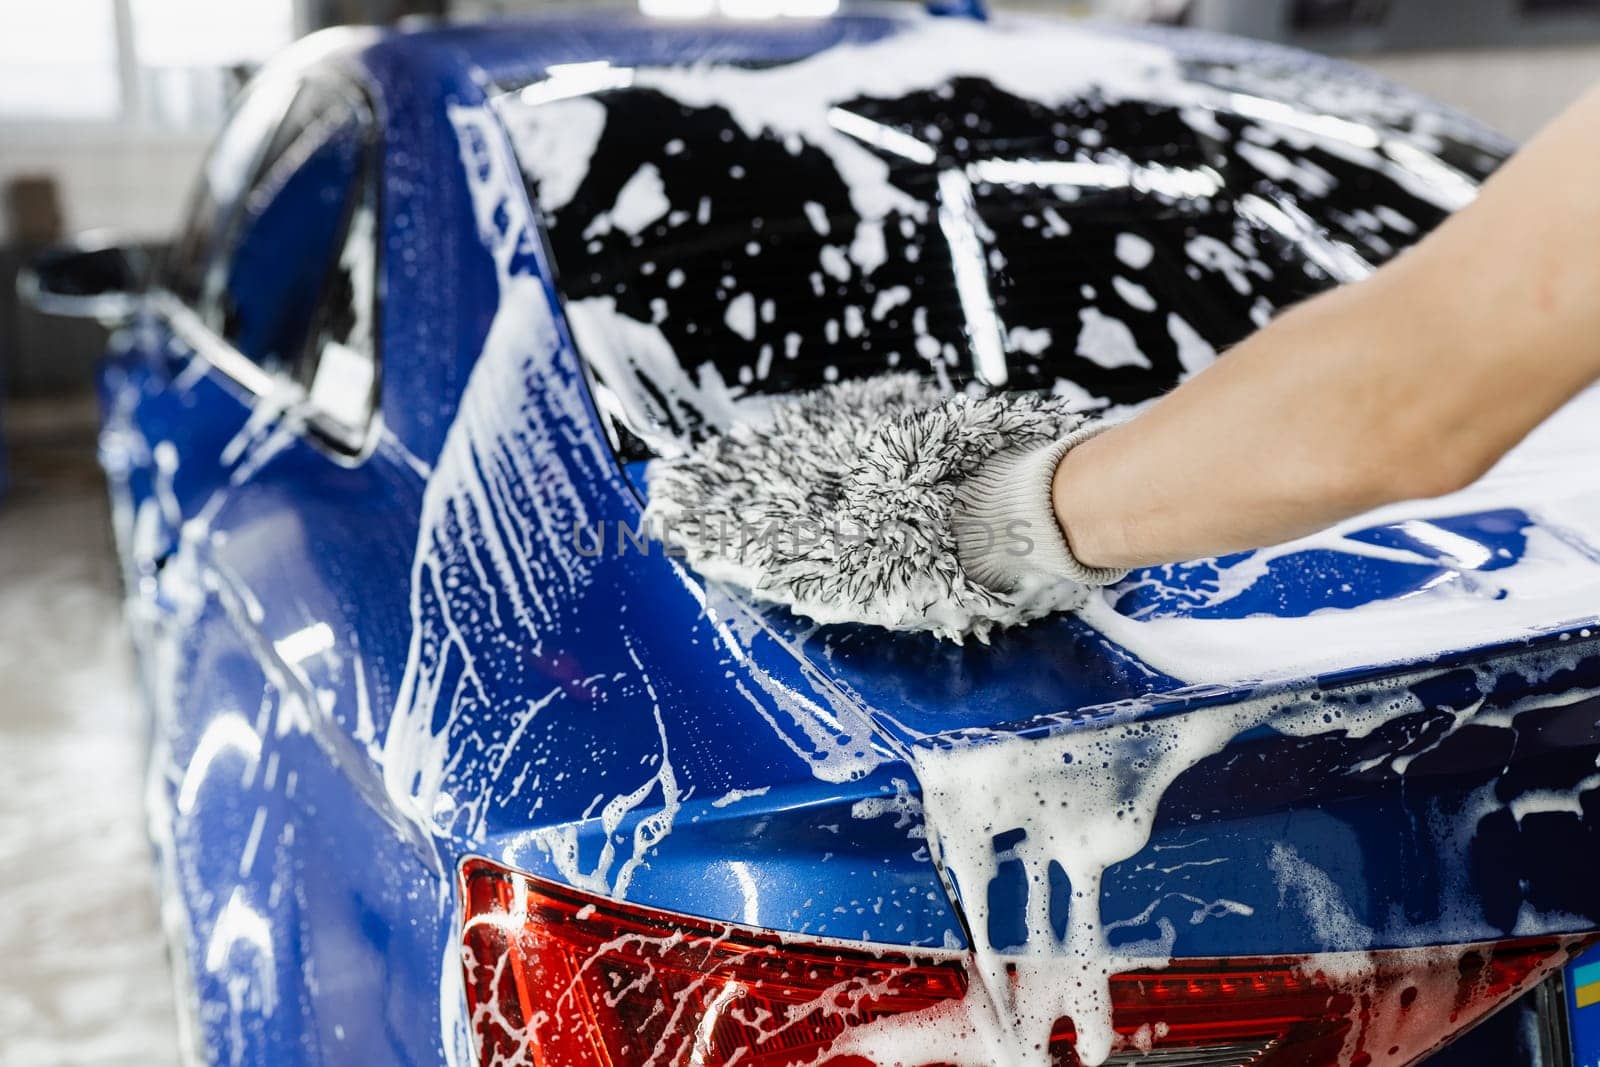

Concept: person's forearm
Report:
left=1054, top=85, right=1600, bottom=572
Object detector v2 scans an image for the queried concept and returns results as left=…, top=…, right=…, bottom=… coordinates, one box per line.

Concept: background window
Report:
left=129, top=0, right=296, bottom=130
left=0, top=0, right=295, bottom=129
left=0, top=2, right=121, bottom=121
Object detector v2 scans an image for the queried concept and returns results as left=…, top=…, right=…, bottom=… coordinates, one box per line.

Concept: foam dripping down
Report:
left=834, top=677, right=1451, bottom=1067
left=870, top=701, right=1267, bottom=1066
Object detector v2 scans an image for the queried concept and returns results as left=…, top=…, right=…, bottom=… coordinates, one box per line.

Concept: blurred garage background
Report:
left=0, top=1, right=1596, bottom=1064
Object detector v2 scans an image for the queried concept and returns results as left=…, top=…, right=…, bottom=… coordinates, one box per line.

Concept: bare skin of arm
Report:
left=1052, top=84, right=1600, bottom=572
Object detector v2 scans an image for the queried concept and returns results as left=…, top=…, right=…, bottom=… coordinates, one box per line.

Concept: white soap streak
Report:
left=1268, top=842, right=1373, bottom=951
left=530, top=680, right=679, bottom=901
left=850, top=777, right=926, bottom=840
left=698, top=579, right=890, bottom=784
left=1375, top=204, right=1419, bottom=235
left=711, top=785, right=772, bottom=808
left=566, top=295, right=745, bottom=458
left=803, top=200, right=831, bottom=236
left=380, top=105, right=629, bottom=1067
left=1236, top=191, right=1373, bottom=282
left=872, top=285, right=912, bottom=321
left=385, top=111, right=575, bottom=831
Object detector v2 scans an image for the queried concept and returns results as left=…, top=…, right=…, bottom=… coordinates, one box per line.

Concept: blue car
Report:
left=24, top=3, right=1600, bottom=1064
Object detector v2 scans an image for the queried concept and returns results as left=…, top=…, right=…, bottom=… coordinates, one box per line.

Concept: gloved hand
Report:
left=644, top=373, right=1127, bottom=642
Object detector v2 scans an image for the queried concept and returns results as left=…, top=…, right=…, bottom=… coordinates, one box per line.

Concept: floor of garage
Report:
left=0, top=399, right=181, bottom=1067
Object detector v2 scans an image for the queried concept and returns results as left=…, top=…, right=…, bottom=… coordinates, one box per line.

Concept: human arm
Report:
left=1051, top=84, right=1600, bottom=572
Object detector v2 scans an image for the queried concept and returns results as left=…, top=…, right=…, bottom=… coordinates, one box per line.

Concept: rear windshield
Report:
left=498, top=29, right=1502, bottom=461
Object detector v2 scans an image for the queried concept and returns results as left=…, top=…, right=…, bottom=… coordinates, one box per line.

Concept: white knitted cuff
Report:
left=953, top=420, right=1129, bottom=592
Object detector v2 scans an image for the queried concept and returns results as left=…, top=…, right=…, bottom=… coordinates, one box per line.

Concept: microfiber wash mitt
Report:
left=644, top=373, right=1127, bottom=642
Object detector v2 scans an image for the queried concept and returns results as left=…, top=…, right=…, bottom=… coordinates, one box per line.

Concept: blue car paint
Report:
left=93, top=11, right=1599, bottom=1065
left=926, top=0, right=989, bottom=19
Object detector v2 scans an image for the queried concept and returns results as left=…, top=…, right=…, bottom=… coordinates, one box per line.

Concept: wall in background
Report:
left=1357, top=44, right=1599, bottom=142
left=0, top=129, right=208, bottom=246
left=997, top=1, right=1597, bottom=139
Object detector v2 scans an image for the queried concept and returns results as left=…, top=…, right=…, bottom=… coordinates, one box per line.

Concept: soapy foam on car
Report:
left=832, top=668, right=1593, bottom=1067
left=503, top=13, right=1487, bottom=460
left=902, top=699, right=1275, bottom=1066
left=422, top=21, right=1597, bottom=1067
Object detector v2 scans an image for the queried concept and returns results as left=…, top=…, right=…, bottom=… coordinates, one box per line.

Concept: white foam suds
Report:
left=899, top=697, right=1276, bottom=1066
left=1114, top=232, right=1154, bottom=270
left=1074, top=307, right=1150, bottom=370
left=724, top=291, right=758, bottom=341
left=1111, top=275, right=1156, bottom=312
left=565, top=295, right=745, bottom=456
left=1165, top=311, right=1216, bottom=378
left=1268, top=842, right=1374, bottom=950
left=711, top=785, right=772, bottom=809
left=585, top=161, right=670, bottom=238
left=500, top=96, right=607, bottom=212
left=836, top=658, right=1595, bottom=1066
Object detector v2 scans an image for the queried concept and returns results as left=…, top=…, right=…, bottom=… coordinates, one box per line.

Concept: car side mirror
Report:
left=17, top=235, right=148, bottom=322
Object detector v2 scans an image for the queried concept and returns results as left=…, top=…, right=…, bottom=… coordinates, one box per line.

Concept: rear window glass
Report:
left=498, top=28, right=1504, bottom=462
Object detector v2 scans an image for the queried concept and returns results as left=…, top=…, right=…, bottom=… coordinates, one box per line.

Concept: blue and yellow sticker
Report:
left=1579, top=959, right=1600, bottom=1011
left=1570, top=944, right=1600, bottom=1067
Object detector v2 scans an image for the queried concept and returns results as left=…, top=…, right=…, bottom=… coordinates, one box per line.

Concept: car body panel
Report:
left=94, top=9, right=1599, bottom=1065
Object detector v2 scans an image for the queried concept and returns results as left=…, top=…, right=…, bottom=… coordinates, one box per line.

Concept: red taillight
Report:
left=1050, top=941, right=1582, bottom=1066
left=460, top=857, right=1589, bottom=1067
left=460, top=858, right=969, bottom=1067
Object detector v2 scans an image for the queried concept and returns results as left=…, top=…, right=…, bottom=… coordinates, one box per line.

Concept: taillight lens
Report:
left=460, top=857, right=1589, bottom=1067
left=460, top=857, right=968, bottom=1067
